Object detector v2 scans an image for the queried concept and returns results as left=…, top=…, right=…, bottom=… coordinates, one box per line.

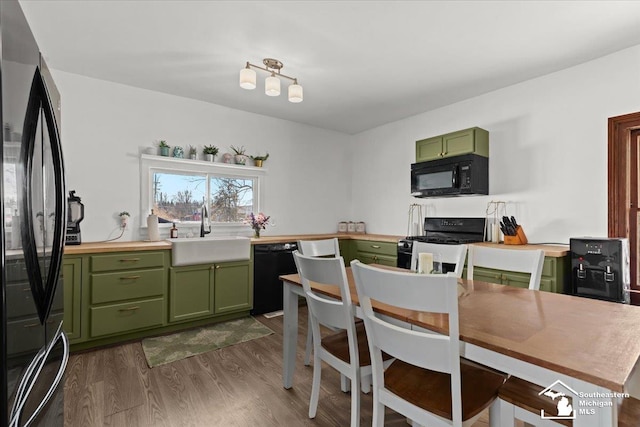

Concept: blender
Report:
left=65, top=190, right=84, bottom=245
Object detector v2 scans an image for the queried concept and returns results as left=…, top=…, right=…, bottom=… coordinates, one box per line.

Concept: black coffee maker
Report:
left=570, top=237, right=630, bottom=303
left=65, top=190, right=84, bottom=245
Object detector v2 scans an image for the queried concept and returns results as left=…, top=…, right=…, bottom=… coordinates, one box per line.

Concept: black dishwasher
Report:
left=251, top=242, right=298, bottom=315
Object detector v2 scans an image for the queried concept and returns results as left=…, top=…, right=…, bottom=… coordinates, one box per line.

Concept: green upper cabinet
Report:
left=416, top=127, right=489, bottom=162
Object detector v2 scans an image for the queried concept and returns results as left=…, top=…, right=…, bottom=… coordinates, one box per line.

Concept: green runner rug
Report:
left=141, top=317, right=274, bottom=368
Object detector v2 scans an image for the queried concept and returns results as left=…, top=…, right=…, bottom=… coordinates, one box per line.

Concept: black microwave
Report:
left=411, top=153, right=488, bottom=197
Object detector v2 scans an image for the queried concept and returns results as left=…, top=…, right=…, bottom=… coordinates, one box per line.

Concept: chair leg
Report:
left=372, top=399, right=385, bottom=427
left=304, top=321, right=312, bottom=366
left=350, top=371, right=361, bottom=427
left=308, top=353, right=322, bottom=418
left=490, top=398, right=515, bottom=427
left=341, top=374, right=351, bottom=392
left=360, top=373, right=371, bottom=394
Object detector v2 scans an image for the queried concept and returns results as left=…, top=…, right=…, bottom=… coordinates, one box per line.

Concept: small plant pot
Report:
left=254, top=159, right=263, bottom=167
left=159, top=147, right=170, bottom=156
left=235, top=154, right=247, bottom=165
left=190, top=154, right=197, bottom=160
left=205, top=154, right=215, bottom=162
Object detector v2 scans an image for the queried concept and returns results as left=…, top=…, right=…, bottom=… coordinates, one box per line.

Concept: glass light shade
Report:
left=239, top=68, right=256, bottom=90
left=265, top=75, right=281, bottom=96
left=288, top=83, right=303, bottom=103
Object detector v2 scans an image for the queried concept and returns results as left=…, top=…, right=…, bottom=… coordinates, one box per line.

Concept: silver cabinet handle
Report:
left=119, top=275, right=141, bottom=280
left=118, top=306, right=140, bottom=312
left=371, top=245, right=381, bottom=249
left=119, top=258, right=140, bottom=262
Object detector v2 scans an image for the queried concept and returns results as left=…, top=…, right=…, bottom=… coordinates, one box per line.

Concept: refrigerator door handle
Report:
left=9, top=324, right=69, bottom=427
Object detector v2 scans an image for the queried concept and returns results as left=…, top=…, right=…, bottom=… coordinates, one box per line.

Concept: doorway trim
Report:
left=608, top=111, right=640, bottom=303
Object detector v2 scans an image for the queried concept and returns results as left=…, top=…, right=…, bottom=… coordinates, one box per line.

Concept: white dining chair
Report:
left=467, top=245, right=545, bottom=290
left=298, top=238, right=341, bottom=367
left=410, top=242, right=468, bottom=277
left=292, top=251, right=392, bottom=427
left=298, top=238, right=341, bottom=258
left=351, top=260, right=506, bottom=427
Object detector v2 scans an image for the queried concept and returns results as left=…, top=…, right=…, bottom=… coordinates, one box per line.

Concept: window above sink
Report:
left=139, top=154, right=266, bottom=232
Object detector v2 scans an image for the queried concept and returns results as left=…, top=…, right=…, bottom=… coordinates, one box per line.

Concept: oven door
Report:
left=411, top=161, right=459, bottom=197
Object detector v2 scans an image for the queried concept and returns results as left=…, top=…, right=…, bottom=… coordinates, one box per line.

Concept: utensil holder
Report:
left=504, top=226, right=528, bottom=245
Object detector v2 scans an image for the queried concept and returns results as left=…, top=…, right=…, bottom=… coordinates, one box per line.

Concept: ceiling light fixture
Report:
left=239, top=58, right=303, bottom=103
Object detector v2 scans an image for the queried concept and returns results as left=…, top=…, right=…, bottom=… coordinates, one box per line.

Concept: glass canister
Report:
left=338, top=221, right=348, bottom=233
left=347, top=221, right=356, bottom=233
left=355, top=221, right=366, bottom=234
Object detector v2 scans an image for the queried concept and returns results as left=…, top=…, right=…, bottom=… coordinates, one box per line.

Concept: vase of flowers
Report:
left=246, top=212, right=269, bottom=238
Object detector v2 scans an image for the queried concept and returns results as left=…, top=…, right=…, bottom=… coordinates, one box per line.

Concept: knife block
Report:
left=504, top=226, right=528, bottom=245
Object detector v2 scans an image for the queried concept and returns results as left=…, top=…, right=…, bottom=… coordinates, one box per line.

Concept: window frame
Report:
left=139, top=154, right=266, bottom=233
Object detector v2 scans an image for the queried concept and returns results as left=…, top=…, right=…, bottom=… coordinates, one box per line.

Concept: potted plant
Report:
left=250, top=153, right=269, bottom=167
left=231, top=145, right=248, bottom=165
left=203, top=144, right=219, bottom=162
left=173, top=146, right=184, bottom=158
left=159, top=140, right=170, bottom=156
left=188, top=145, right=197, bottom=160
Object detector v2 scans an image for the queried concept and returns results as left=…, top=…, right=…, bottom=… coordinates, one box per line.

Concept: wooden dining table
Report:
left=280, top=266, right=640, bottom=427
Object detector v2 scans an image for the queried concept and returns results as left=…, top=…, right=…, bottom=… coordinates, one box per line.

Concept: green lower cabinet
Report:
left=90, top=298, right=164, bottom=337
left=169, top=265, right=215, bottom=322
left=352, top=240, right=397, bottom=267
left=62, top=257, right=82, bottom=340
left=465, top=255, right=568, bottom=293
left=169, top=260, right=253, bottom=322
left=214, top=261, right=252, bottom=314
left=338, top=239, right=355, bottom=266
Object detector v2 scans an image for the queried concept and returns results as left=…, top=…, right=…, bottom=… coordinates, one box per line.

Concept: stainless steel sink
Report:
left=168, top=236, right=251, bottom=267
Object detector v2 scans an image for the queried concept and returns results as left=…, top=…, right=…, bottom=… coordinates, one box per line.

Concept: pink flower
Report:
left=246, top=212, right=270, bottom=231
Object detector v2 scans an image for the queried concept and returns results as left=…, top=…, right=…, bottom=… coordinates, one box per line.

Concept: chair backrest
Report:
left=297, top=238, right=341, bottom=258
left=351, top=260, right=463, bottom=424
left=410, top=242, right=468, bottom=277
left=467, top=245, right=545, bottom=290
left=292, top=250, right=354, bottom=332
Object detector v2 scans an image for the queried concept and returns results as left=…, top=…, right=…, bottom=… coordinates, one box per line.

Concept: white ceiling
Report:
left=19, top=0, right=640, bottom=134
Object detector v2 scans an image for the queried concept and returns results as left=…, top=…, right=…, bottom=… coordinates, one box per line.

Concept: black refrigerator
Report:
left=1, top=1, right=68, bottom=426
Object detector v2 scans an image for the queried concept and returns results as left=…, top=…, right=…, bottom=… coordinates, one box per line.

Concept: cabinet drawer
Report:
left=91, top=251, right=165, bottom=272
left=7, top=313, right=63, bottom=355
left=6, top=281, right=64, bottom=318
left=91, top=268, right=165, bottom=304
left=355, top=253, right=397, bottom=266
left=90, top=298, right=164, bottom=337
left=354, top=241, right=397, bottom=256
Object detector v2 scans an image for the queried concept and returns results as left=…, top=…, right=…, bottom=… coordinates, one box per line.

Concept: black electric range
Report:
left=397, top=217, right=486, bottom=270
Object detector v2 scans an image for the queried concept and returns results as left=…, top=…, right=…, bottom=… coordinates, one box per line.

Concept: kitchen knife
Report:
left=499, top=222, right=508, bottom=236
left=502, top=216, right=516, bottom=235
left=510, top=216, right=519, bottom=228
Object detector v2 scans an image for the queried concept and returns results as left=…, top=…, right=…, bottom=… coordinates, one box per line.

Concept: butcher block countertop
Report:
left=471, top=242, right=569, bottom=257
left=247, top=233, right=404, bottom=245
left=62, top=234, right=403, bottom=255
left=63, top=240, right=172, bottom=255
left=62, top=234, right=568, bottom=257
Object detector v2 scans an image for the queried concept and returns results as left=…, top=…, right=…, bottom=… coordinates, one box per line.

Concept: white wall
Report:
left=52, top=71, right=352, bottom=242
left=350, top=45, right=640, bottom=244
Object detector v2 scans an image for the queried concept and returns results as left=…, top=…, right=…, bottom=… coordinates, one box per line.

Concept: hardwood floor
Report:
left=64, top=306, right=491, bottom=426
